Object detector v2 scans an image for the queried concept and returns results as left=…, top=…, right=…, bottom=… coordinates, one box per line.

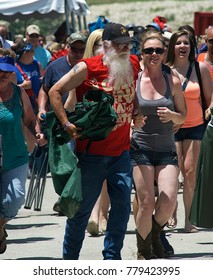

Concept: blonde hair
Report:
left=47, top=42, right=61, bottom=54
left=83, top=29, right=103, bottom=58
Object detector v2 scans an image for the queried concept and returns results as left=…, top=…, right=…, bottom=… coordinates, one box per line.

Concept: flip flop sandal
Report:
left=184, top=225, right=198, bottom=233
left=166, top=217, right=177, bottom=228
left=0, top=229, right=7, bottom=254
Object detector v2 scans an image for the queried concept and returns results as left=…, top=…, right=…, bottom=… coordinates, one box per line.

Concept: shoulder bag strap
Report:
left=15, top=63, right=37, bottom=100
left=194, top=61, right=208, bottom=126
left=15, top=63, right=29, bottom=81
left=182, top=61, right=194, bottom=91
left=194, top=61, right=206, bottom=109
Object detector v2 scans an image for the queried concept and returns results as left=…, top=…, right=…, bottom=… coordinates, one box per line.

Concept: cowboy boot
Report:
left=136, top=230, right=152, bottom=260
left=152, top=217, right=165, bottom=258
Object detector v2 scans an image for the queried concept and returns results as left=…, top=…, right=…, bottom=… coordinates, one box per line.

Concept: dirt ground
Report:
left=86, top=1, right=213, bottom=33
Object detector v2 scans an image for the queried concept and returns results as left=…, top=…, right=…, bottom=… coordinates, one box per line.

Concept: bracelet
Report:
left=63, top=121, right=71, bottom=131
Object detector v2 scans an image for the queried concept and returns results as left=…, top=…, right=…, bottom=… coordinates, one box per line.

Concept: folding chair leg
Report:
left=24, top=161, right=37, bottom=209
left=34, top=152, right=49, bottom=211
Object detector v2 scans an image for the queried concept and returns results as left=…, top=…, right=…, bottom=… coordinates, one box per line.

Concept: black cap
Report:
left=102, top=22, right=133, bottom=44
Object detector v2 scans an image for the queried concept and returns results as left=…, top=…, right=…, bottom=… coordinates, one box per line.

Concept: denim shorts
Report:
left=0, top=163, right=28, bottom=220
left=174, top=124, right=205, bottom=142
left=130, top=147, right=178, bottom=167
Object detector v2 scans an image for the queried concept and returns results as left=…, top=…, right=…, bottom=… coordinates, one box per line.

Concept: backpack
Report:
left=45, top=90, right=118, bottom=146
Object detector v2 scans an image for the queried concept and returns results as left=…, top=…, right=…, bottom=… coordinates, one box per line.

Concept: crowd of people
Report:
left=0, top=15, right=213, bottom=259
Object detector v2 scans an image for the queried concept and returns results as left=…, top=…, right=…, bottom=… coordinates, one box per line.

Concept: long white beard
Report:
left=104, top=48, right=133, bottom=87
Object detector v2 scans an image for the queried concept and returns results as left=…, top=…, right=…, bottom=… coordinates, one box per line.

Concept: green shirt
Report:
left=0, top=84, right=28, bottom=171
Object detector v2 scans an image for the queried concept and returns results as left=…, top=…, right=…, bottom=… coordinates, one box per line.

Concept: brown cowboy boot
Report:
left=136, top=230, right=152, bottom=260
left=152, top=217, right=165, bottom=258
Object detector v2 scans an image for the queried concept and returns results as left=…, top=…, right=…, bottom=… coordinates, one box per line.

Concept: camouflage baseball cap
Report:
left=67, top=32, right=87, bottom=45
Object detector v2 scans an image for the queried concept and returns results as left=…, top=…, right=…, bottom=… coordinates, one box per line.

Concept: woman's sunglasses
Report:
left=143, top=47, right=164, bottom=55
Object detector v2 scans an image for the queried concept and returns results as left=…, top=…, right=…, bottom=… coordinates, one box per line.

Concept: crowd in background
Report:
left=0, top=14, right=213, bottom=259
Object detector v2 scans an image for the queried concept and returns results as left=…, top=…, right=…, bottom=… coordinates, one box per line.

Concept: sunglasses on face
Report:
left=143, top=47, right=164, bottom=55
left=207, top=38, right=213, bottom=45
left=29, top=33, right=39, bottom=38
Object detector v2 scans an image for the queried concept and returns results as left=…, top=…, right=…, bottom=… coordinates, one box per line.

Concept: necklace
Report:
left=0, top=96, right=14, bottom=120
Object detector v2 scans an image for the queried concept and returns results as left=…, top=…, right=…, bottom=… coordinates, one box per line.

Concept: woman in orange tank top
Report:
left=166, top=30, right=213, bottom=233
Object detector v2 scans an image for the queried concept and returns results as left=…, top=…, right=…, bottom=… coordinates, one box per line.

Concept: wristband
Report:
left=63, top=121, right=71, bottom=131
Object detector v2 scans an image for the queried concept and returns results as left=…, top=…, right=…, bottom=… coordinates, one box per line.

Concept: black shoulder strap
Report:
left=182, top=61, right=194, bottom=91
left=194, top=61, right=206, bottom=112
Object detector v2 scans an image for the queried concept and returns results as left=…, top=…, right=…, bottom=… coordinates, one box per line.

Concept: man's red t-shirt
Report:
left=75, top=54, right=140, bottom=156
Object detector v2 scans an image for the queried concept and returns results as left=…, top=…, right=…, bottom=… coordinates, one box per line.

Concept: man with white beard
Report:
left=48, top=22, right=141, bottom=260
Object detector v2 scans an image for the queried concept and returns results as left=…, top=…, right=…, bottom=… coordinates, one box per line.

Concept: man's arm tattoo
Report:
left=72, top=64, right=79, bottom=73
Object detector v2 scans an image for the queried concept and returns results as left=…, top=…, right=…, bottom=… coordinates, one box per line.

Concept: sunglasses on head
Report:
left=207, top=38, right=213, bottom=45
left=25, top=44, right=34, bottom=52
left=143, top=47, right=164, bottom=55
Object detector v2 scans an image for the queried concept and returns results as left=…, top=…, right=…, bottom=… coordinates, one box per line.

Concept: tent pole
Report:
left=83, top=16, right=87, bottom=30
left=71, top=11, right=76, bottom=32
left=65, top=0, right=71, bottom=34
left=77, top=15, right=82, bottom=31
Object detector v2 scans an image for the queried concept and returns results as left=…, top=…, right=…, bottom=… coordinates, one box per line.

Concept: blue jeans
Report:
left=0, top=163, right=28, bottom=221
left=63, top=151, right=132, bottom=260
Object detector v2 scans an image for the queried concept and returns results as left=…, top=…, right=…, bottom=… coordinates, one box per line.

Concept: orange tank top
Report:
left=182, top=81, right=203, bottom=128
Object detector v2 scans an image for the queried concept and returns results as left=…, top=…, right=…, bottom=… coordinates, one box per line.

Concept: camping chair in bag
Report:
left=24, top=144, right=49, bottom=211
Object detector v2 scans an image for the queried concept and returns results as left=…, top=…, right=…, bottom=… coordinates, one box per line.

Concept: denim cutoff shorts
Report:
left=174, top=124, right=205, bottom=142
left=130, top=147, right=178, bottom=167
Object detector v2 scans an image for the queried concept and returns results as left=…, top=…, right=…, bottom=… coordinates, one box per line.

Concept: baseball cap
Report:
left=26, top=24, right=40, bottom=35
left=102, top=22, right=133, bottom=44
left=0, top=56, right=16, bottom=72
left=146, top=23, right=161, bottom=32
left=68, top=32, right=87, bottom=45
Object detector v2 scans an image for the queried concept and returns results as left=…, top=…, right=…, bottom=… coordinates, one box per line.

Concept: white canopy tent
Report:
left=0, top=0, right=90, bottom=33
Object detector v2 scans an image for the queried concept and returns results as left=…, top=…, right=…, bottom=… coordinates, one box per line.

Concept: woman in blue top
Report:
left=12, top=42, right=42, bottom=113
left=12, top=42, right=43, bottom=153
left=0, top=49, right=46, bottom=254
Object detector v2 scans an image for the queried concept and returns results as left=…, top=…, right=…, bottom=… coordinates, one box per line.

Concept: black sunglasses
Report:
left=207, top=39, right=213, bottom=45
left=29, top=33, right=39, bottom=38
left=143, top=47, right=164, bottom=55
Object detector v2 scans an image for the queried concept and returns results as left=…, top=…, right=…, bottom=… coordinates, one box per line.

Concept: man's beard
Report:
left=104, top=47, right=133, bottom=87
